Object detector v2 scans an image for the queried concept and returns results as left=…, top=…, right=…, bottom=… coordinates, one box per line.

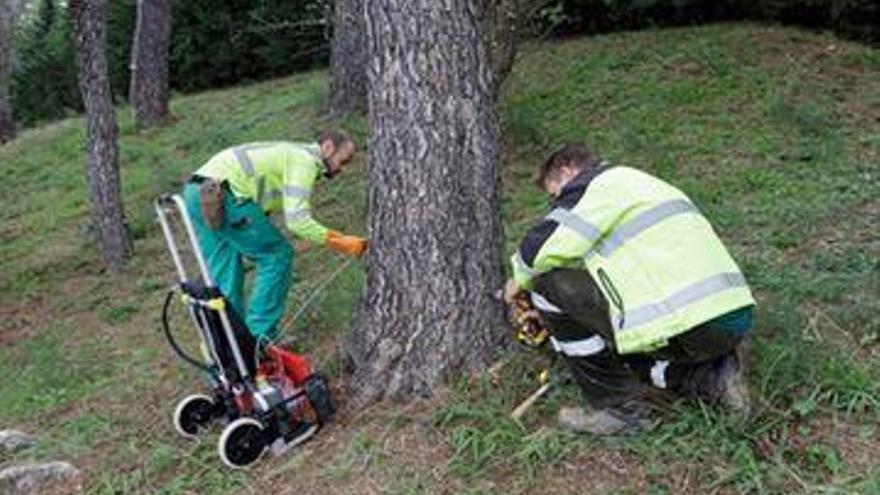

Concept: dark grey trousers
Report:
left=532, top=269, right=743, bottom=409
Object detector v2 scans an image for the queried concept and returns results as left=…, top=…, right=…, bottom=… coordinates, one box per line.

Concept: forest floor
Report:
left=0, top=23, right=878, bottom=494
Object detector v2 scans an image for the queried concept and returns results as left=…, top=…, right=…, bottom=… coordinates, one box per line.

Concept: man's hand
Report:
left=326, top=230, right=368, bottom=257
left=503, top=278, right=521, bottom=304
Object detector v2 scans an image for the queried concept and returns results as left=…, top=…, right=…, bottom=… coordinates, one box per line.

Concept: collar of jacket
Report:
left=552, top=163, right=610, bottom=209
left=303, top=142, right=325, bottom=176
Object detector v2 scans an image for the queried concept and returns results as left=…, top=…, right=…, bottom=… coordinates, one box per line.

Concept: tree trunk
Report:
left=0, top=0, right=16, bottom=144
left=128, top=0, right=171, bottom=129
left=70, top=0, right=131, bottom=269
left=481, top=0, right=521, bottom=91
left=328, top=0, right=366, bottom=116
left=346, top=0, right=507, bottom=407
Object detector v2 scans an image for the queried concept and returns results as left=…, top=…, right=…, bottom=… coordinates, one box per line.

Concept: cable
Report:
left=272, top=257, right=356, bottom=343
left=161, top=289, right=214, bottom=374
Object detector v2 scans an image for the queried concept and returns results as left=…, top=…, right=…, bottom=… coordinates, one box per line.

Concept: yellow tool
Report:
left=509, top=292, right=549, bottom=348
left=511, top=368, right=552, bottom=420
left=506, top=292, right=555, bottom=420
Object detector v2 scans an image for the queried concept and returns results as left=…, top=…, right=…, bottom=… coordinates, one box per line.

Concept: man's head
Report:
left=317, top=130, right=355, bottom=178
left=537, top=144, right=602, bottom=197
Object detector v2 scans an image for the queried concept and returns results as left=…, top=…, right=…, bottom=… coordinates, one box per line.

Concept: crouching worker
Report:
left=504, top=145, right=756, bottom=435
left=184, top=130, right=367, bottom=343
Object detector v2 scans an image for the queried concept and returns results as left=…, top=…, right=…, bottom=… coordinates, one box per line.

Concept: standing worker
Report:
left=505, top=144, right=755, bottom=434
left=184, top=130, right=367, bottom=342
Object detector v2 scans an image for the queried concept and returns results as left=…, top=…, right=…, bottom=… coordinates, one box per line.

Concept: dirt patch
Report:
left=782, top=200, right=879, bottom=265
left=249, top=395, right=461, bottom=495
left=755, top=415, right=878, bottom=484
left=0, top=296, right=53, bottom=348
left=517, top=448, right=645, bottom=494
left=664, top=60, right=708, bottom=81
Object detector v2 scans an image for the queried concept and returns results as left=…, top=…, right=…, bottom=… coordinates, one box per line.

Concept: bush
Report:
left=543, top=0, right=743, bottom=34
left=11, top=0, right=82, bottom=126
left=538, top=0, right=879, bottom=42
left=10, top=0, right=330, bottom=126
left=168, top=0, right=330, bottom=93
left=740, top=0, right=880, bottom=38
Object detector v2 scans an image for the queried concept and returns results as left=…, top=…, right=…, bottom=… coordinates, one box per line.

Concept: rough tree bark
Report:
left=346, top=0, right=507, bottom=406
left=329, top=0, right=366, bottom=116
left=129, top=0, right=171, bottom=129
left=70, top=0, right=131, bottom=269
left=0, top=0, right=16, bottom=144
left=481, top=0, right=521, bottom=91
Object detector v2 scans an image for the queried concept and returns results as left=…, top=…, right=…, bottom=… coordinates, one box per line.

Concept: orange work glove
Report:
left=325, top=230, right=368, bottom=257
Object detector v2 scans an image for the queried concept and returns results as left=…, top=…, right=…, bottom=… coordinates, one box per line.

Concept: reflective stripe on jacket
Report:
left=511, top=166, right=755, bottom=354
left=195, top=142, right=329, bottom=244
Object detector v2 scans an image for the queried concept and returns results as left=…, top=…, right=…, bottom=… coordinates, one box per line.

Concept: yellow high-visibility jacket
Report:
left=512, top=165, right=755, bottom=354
left=195, top=142, right=329, bottom=244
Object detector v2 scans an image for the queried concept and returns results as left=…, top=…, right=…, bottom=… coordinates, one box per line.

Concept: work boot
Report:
left=716, top=354, right=751, bottom=418
left=557, top=405, right=653, bottom=435
left=686, top=353, right=751, bottom=418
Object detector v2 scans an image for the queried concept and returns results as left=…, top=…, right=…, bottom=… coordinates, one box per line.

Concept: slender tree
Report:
left=329, top=0, right=366, bottom=116
left=70, top=0, right=131, bottom=269
left=346, top=0, right=507, bottom=406
left=0, top=0, right=16, bottom=143
left=129, top=0, right=171, bottom=129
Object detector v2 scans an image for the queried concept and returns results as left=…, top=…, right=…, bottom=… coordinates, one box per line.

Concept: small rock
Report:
left=0, top=430, right=36, bottom=453
left=0, top=461, right=82, bottom=495
left=679, top=61, right=703, bottom=75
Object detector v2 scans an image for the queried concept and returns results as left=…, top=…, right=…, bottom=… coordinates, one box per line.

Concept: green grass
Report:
left=1, top=22, right=878, bottom=494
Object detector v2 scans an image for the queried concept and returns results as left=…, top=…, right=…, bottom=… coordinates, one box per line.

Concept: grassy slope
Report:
left=0, top=23, right=878, bottom=494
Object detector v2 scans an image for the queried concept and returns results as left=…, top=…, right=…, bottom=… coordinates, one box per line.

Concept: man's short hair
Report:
left=317, top=129, right=353, bottom=150
left=536, top=144, right=602, bottom=188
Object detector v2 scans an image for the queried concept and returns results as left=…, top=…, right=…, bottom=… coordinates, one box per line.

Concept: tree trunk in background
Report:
left=481, top=0, right=521, bottom=91
left=346, top=0, right=507, bottom=407
left=70, top=0, right=131, bottom=269
left=0, top=0, right=16, bottom=144
left=129, top=0, right=171, bottom=129
left=329, top=0, right=366, bottom=116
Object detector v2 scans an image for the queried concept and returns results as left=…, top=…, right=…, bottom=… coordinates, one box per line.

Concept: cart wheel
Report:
left=305, top=373, right=335, bottom=424
left=173, top=394, right=216, bottom=438
left=218, top=417, right=266, bottom=468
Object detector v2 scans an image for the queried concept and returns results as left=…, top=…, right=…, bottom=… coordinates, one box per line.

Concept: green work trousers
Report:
left=183, top=182, right=293, bottom=341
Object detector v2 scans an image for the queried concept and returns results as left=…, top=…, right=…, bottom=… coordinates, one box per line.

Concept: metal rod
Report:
left=171, top=194, right=215, bottom=286
left=157, top=197, right=221, bottom=378
left=158, top=193, right=250, bottom=382
left=154, top=198, right=188, bottom=282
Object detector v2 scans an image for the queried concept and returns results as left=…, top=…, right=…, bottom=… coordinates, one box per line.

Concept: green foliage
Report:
left=740, top=0, right=880, bottom=40
left=10, top=0, right=329, bottom=126
left=169, top=0, right=330, bottom=93
left=11, top=0, right=82, bottom=126
left=538, top=0, right=880, bottom=41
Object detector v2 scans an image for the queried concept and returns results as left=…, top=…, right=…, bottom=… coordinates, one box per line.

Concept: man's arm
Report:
left=282, top=154, right=367, bottom=257
left=510, top=200, right=619, bottom=292
left=282, top=158, right=329, bottom=244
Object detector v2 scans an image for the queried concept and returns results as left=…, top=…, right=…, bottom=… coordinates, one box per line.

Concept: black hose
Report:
left=162, top=289, right=214, bottom=374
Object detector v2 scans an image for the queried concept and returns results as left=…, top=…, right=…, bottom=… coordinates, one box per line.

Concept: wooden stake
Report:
left=511, top=382, right=551, bottom=420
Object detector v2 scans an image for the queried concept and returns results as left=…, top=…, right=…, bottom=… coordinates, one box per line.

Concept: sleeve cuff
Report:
left=511, top=251, right=538, bottom=290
